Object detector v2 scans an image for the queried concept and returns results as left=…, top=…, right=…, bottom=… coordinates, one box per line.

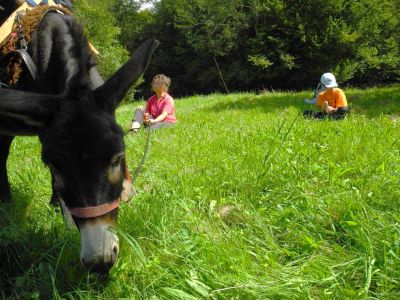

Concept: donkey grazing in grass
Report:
left=0, top=10, right=158, bottom=273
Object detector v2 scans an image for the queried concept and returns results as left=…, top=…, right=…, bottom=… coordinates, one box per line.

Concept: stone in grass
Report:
left=389, top=115, right=399, bottom=123
left=217, top=204, right=246, bottom=227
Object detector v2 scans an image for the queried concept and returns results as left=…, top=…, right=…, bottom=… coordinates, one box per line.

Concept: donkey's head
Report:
left=0, top=38, right=158, bottom=273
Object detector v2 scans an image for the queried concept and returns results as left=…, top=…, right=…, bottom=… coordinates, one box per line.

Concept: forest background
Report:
left=75, top=0, right=400, bottom=96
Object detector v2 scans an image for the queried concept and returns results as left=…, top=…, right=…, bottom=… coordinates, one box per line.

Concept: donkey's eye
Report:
left=111, top=153, right=124, bottom=169
left=108, top=153, right=125, bottom=184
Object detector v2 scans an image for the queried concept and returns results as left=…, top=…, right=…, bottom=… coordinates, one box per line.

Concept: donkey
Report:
left=0, top=11, right=158, bottom=273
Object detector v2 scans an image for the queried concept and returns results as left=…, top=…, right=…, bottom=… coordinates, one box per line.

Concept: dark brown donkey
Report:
left=0, top=11, right=158, bottom=273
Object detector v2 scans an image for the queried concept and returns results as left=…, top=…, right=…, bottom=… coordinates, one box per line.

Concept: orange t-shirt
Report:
left=317, top=88, right=348, bottom=108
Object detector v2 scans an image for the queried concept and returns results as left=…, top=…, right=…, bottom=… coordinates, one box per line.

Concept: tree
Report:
left=105, top=0, right=400, bottom=95
left=74, top=0, right=129, bottom=79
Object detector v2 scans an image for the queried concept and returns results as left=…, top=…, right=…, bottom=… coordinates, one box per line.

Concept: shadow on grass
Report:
left=0, top=188, right=30, bottom=227
left=204, top=86, right=400, bottom=118
left=0, top=188, right=108, bottom=299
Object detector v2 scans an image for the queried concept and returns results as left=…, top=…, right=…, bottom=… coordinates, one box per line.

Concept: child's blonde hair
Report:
left=151, top=74, right=171, bottom=92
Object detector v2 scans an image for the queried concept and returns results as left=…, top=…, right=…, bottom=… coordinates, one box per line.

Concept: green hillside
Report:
left=1, top=85, right=400, bottom=299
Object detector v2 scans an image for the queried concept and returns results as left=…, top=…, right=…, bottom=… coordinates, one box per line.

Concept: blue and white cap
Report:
left=320, top=73, right=338, bottom=88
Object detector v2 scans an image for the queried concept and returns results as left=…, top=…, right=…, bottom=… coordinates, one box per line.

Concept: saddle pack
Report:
left=0, top=4, right=72, bottom=88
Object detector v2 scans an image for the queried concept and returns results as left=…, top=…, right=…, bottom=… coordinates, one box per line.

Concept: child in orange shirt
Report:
left=304, top=73, right=349, bottom=120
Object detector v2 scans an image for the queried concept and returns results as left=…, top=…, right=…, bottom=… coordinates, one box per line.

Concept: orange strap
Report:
left=123, top=158, right=131, bottom=181
left=68, top=198, right=120, bottom=219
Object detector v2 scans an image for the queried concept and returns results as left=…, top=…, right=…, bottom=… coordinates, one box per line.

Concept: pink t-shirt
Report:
left=145, top=93, right=176, bottom=123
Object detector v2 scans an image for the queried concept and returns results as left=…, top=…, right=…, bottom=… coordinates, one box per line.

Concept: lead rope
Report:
left=130, top=126, right=151, bottom=186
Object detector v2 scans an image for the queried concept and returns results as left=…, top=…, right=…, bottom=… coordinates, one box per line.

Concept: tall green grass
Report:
left=1, top=85, right=400, bottom=299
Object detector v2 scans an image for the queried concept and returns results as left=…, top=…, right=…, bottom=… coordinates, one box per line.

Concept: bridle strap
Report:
left=68, top=198, right=120, bottom=219
left=123, top=158, right=131, bottom=181
left=8, top=9, right=66, bottom=91
left=66, top=161, right=131, bottom=219
left=15, top=49, right=45, bottom=90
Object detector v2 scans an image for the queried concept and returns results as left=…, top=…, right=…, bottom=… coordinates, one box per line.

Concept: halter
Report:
left=68, top=198, right=120, bottom=219
left=68, top=127, right=152, bottom=219
left=64, top=160, right=132, bottom=219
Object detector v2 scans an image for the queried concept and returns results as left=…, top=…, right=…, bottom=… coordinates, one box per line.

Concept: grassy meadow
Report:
left=1, top=85, right=400, bottom=299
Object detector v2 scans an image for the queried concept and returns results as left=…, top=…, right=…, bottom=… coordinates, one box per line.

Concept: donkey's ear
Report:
left=94, top=38, right=159, bottom=112
left=0, top=89, right=61, bottom=136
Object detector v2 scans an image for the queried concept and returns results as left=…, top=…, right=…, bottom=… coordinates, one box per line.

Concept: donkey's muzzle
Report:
left=81, top=242, right=119, bottom=273
left=79, top=219, right=120, bottom=273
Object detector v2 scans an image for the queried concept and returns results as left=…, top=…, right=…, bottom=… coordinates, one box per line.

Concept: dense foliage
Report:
left=107, top=0, right=400, bottom=96
left=74, top=0, right=129, bottom=79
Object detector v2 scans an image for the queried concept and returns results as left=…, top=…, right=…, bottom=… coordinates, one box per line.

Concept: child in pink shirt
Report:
left=130, top=74, right=176, bottom=132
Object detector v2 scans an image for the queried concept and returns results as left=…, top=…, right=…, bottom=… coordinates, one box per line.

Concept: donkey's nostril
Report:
left=80, top=224, right=119, bottom=272
left=111, top=244, right=119, bottom=263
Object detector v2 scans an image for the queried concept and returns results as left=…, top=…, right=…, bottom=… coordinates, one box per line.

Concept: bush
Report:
left=110, top=0, right=400, bottom=95
left=74, top=0, right=129, bottom=79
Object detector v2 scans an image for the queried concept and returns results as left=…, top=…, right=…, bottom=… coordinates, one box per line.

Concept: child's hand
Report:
left=326, top=106, right=337, bottom=113
left=322, top=101, right=329, bottom=113
left=143, top=113, right=150, bottom=123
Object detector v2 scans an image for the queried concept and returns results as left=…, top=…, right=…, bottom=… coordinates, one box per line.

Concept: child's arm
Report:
left=149, top=111, right=168, bottom=124
left=321, top=101, right=337, bottom=113
left=149, top=98, right=174, bottom=124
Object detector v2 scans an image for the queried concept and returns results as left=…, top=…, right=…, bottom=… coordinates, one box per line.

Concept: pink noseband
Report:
left=67, top=160, right=131, bottom=219
left=68, top=198, right=120, bottom=219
